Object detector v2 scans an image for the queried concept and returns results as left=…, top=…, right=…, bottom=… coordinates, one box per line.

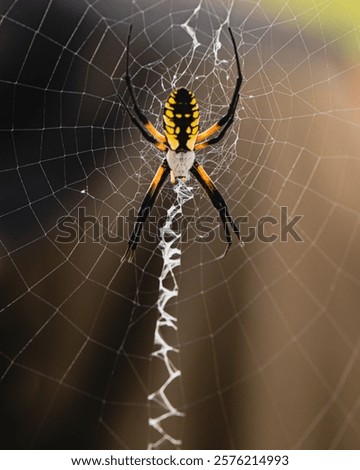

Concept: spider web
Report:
left=1, top=0, right=360, bottom=450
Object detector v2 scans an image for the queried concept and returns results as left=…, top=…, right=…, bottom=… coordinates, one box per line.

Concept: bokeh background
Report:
left=0, top=0, right=360, bottom=449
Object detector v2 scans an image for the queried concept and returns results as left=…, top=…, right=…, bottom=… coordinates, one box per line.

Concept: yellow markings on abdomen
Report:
left=165, top=109, right=174, bottom=118
left=163, top=115, right=175, bottom=128
left=163, top=87, right=200, bottom=151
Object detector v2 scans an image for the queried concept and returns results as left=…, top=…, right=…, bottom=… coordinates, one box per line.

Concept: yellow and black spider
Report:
left=120, top=25, right=243, bottom=262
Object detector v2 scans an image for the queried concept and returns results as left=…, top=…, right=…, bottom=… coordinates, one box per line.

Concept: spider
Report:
left=119, top=25, right=243, bottom=262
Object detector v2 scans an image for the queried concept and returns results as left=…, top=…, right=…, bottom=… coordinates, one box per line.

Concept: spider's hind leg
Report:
left=122, top=160, right=170, bottom=262
left=122, top=245, right=135, bottom=263
left=190, top=160, right=242, bottom=254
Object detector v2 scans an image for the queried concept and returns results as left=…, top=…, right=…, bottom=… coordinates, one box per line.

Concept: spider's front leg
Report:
left=191, top=160, right=242, bottom=255
left=122, top=160, right=170, bottom=262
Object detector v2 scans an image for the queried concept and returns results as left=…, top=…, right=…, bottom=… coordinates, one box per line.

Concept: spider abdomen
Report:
left=163, top=88, right=199, bottom=152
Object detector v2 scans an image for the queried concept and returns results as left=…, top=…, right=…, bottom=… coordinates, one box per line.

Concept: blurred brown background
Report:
left=0, top=0, right=359, bottom=449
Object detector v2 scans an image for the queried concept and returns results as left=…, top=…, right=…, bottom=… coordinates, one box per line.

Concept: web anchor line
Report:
left=147, top=180, right=193, bottom=450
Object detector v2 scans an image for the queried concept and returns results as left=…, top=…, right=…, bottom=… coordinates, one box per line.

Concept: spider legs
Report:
left=120, top=25, right=243, bottom=260
left=195, top=27, right=242, bottom=151
left=191, top=160, right=241, bottom=255
left=122, top=159, right=170, bottom=262
left=119, top=24, right=167, bottom=150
